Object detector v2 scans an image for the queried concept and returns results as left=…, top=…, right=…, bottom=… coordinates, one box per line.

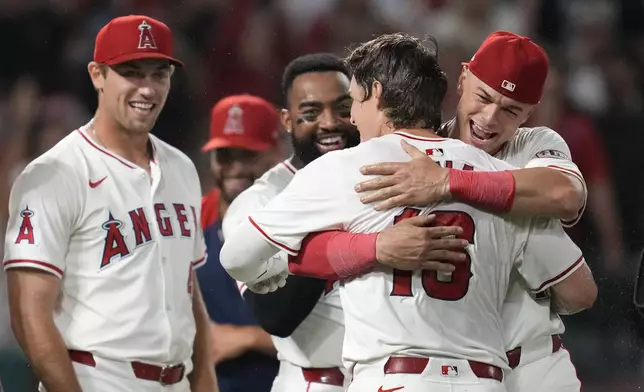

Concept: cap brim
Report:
left=103, top=52, right=183, bottom=67
left=201, top=137, right=272, bottom=153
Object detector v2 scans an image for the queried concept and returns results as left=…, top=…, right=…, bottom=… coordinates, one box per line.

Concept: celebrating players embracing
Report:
left=220, top=33, right=596, bottom=392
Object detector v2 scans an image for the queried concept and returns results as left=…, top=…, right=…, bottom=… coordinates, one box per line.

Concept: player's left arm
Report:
left=516, top=218, right=598, bottom=315
left=186, top=168, right=219, bottom=391
left=357, top=135, right=586, bottom=222
left=189, top=275, right=219, bottom=391
left=504, top=131, right=586, bottom=223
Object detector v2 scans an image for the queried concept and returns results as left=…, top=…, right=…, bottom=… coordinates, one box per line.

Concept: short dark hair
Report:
left=345, top=33, right=448, bottom=130
left=281, top=53, right=351, bottom=106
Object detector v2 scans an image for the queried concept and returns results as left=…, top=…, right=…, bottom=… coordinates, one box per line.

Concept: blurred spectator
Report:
left=198, top=95, right=283, bottom=392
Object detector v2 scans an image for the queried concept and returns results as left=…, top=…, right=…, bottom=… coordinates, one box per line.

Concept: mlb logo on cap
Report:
left=501, top=80, right=516, bottom=92
left=441, top=365, right=459, bottom=377
left=463, top=31, right=549, bottom=105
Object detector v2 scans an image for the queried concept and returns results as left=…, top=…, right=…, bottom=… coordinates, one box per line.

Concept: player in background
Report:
left=199, top=94, right=282, bottom=392
left=220, top=33, right=596, bottom=392
left=289, top=31, right=592, bottom=392
left=222, top=53, right=467, bottom=392
left=3, top=15, right=217, bottom=392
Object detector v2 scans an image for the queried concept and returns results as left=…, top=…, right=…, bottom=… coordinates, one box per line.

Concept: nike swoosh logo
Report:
left=378, top=387, right=404, bottom=392
left=89, top=176, right=108, bottom=188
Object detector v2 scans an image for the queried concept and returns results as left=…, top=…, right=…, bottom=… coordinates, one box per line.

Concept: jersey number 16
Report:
left=390, top=208, right=474, bottom=301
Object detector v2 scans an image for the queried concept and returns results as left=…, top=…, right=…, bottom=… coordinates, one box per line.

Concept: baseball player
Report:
left=3, top=15, right=217, bottom=392
left=220, top=33, right=596, bottom=392
left=350, top=31, right=589, bottom=392
left=221, top=53, right=359, bottom=392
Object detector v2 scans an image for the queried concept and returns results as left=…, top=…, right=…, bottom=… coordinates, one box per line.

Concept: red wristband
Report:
left=288, top=231, right=378, bottom=279
left=448, top=169, right=516, bottom=212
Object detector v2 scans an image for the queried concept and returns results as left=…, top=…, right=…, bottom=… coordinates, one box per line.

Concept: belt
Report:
left=383, top=356, right=503, bottom=382
left=302, top=367, right=345, bottom=386
left=506, top=334, right=563, bottom=370
left=68, top=350, right=185, bottom=386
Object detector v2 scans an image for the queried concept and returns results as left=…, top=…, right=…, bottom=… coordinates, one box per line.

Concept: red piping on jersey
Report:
left=248, top=216, right=299, bottom=255
left=3, top=259, right=64, bottom=277
left=393, top=131, right=447, bottom=142
left=546, top=165, right=584, bottom=184
left=77, top=130, right=136, bottom=169
left=282, top=160, right=297, bottom=175
left=534, top=255, right=584, bottom=292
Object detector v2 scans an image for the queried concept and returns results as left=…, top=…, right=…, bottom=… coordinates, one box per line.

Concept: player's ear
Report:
left=280, top=108, right=292, bottom=134
left=457, top=67, right=467, bottom=96
left=88, top=62, right=106, bottom=92
left=372, top=80, right=383, bottom=100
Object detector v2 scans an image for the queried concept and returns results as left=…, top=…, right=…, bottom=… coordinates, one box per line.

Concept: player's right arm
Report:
left=220, top=152, right=362, bottom=284
left=288, top=214, right=467, bottom=280
left=516, top=219, right=598, bottom=315
left=4, top=162, right=82, bottom=392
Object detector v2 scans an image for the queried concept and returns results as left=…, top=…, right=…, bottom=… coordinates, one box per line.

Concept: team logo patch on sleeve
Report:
left=535, top=149, right=569, bottom=160
left=15, top=206, right=35, bottom=244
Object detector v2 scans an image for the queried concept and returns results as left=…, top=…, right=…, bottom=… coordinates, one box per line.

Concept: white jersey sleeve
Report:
left=502, top=127, right=587, bottom=226
left=222, top=177, right=289, bottom=294
left=222, top=187, right=272, bottom=241
left=3, top=162, right=81, bottom=278
left=515, top=218, right=585, bottom=293
left=248, top=153, right=360, bottom=256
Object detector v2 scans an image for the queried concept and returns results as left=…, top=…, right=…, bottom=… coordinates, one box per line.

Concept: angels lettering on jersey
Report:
left=14, top=202, right=199, bottom=270
left=100, top=203, right=198, bottom=269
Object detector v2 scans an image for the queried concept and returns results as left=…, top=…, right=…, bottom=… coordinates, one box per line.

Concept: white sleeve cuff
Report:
left=3, top=259, right=63, bottom=279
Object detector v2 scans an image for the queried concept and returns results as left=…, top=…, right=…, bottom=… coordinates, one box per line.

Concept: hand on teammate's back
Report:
left=375, top=214, right=468, bottom=272
left=356, top=140, right=450, bottom=211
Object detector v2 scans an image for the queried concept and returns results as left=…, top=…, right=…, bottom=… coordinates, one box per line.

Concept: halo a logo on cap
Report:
left=138, top=20, right=157, bottom=49
left=501, top=80, right=516, bottom=92
left=223, top=105, right=244, bottom=135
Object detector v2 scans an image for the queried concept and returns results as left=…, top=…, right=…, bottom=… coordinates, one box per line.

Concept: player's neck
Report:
left=390, top=127, right=442, bottom=139
left=92, top=113, right=152, bottom=170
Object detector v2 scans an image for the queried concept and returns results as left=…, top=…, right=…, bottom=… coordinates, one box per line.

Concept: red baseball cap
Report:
left=463, top=31, right=549, bottom=105
left=94, top=15, right=182, bottom=66
left=202, top=95, right=280, bottom=152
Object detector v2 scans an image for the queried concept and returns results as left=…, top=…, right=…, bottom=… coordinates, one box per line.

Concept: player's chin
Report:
left=127, top=117, right=158, bottom=133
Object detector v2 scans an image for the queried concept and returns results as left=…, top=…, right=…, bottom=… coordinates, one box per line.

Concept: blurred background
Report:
left=0, top=0, right=642, bottom=390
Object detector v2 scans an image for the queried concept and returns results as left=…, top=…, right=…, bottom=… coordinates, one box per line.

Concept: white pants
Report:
left=40, top=354, right=192, bottom=392
left=504, top=349, right=580, bottom=392
left=270, top=360, right=347, bottom=392
left=348, top=357, right=506, bottom=392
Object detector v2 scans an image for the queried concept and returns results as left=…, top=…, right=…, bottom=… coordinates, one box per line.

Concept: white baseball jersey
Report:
left=247, top=132, right=584, bottom=370
left=493, top=125, right=588, bottom=351
left=3, top=120, right=206, bottom=364
left=222, top=159, right=344, bottom=369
